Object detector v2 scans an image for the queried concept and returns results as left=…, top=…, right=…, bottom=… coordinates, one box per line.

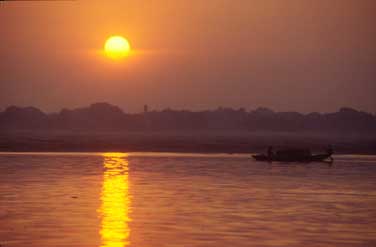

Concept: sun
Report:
left=104, top=36, right=131, bottom=59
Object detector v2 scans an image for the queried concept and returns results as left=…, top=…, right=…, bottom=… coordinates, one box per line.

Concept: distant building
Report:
left=144, top=104, right=148, bottom=113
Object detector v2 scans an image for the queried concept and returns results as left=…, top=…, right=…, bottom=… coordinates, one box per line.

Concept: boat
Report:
left=252, top=148, right=333, bottom=162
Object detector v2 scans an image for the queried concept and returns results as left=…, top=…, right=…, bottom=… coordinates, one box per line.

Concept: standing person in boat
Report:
left=267, top=146, right=274, bottom=160
left=326, top=145, right=334, bottom=162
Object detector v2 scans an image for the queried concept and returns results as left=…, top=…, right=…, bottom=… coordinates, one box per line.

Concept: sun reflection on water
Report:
left=99, top=153, right=131, bottom=247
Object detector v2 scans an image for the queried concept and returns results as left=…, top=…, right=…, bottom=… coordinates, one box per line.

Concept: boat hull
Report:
left=252, top=153, right=332, bottom=162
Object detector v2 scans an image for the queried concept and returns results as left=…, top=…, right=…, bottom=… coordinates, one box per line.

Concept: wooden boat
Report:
left=252, top=148, right=333, bottom=162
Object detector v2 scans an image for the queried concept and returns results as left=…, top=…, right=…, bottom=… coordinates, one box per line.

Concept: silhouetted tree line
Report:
left=0, top=102, right=375, bottom=133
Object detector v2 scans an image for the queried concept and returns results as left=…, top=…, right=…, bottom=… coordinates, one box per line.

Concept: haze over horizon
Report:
left=1, top=0, right=375, bottom=113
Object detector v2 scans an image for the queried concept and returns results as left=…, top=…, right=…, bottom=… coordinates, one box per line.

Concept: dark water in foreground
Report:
left=0, top=153, right=376, bottom=247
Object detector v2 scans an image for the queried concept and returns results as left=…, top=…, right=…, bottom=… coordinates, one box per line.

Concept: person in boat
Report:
left=326, top=145, right=334, bottom=162
left=267, top=146, right=274, bottom=160
left=326, top=145, right=334, bottom=156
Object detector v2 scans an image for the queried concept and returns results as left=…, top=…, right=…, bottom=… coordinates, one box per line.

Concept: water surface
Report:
left=0, top=152, right=375, bottom=247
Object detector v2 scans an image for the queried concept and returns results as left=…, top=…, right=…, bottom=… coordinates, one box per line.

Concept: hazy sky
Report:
left=1, top=0, right=375, bottom=113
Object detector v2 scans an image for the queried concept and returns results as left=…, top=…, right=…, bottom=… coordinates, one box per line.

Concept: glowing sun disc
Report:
left=104, top=36, right=131, bottom=59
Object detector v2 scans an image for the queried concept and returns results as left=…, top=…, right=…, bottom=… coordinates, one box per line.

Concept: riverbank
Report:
left=1, top=131, right=375, bottom=154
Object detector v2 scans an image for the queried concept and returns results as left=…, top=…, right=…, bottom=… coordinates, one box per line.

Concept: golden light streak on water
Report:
left=99, top=153, right=131, bottom=247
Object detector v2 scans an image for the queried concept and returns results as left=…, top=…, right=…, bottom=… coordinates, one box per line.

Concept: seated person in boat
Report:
left=326, top=145, right=334, bottom=156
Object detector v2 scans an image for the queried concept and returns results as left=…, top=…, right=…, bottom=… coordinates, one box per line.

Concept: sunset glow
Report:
left=104, top=36, right=131, bottom=59
left=1, top=1, right=376, bottom=247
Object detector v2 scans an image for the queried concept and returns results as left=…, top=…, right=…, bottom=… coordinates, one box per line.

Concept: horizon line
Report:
left=0, top=102, right=375, bottom=116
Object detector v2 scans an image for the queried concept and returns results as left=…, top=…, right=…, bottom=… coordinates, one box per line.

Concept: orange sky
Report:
left=1, top=0, right=375, bottom=113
